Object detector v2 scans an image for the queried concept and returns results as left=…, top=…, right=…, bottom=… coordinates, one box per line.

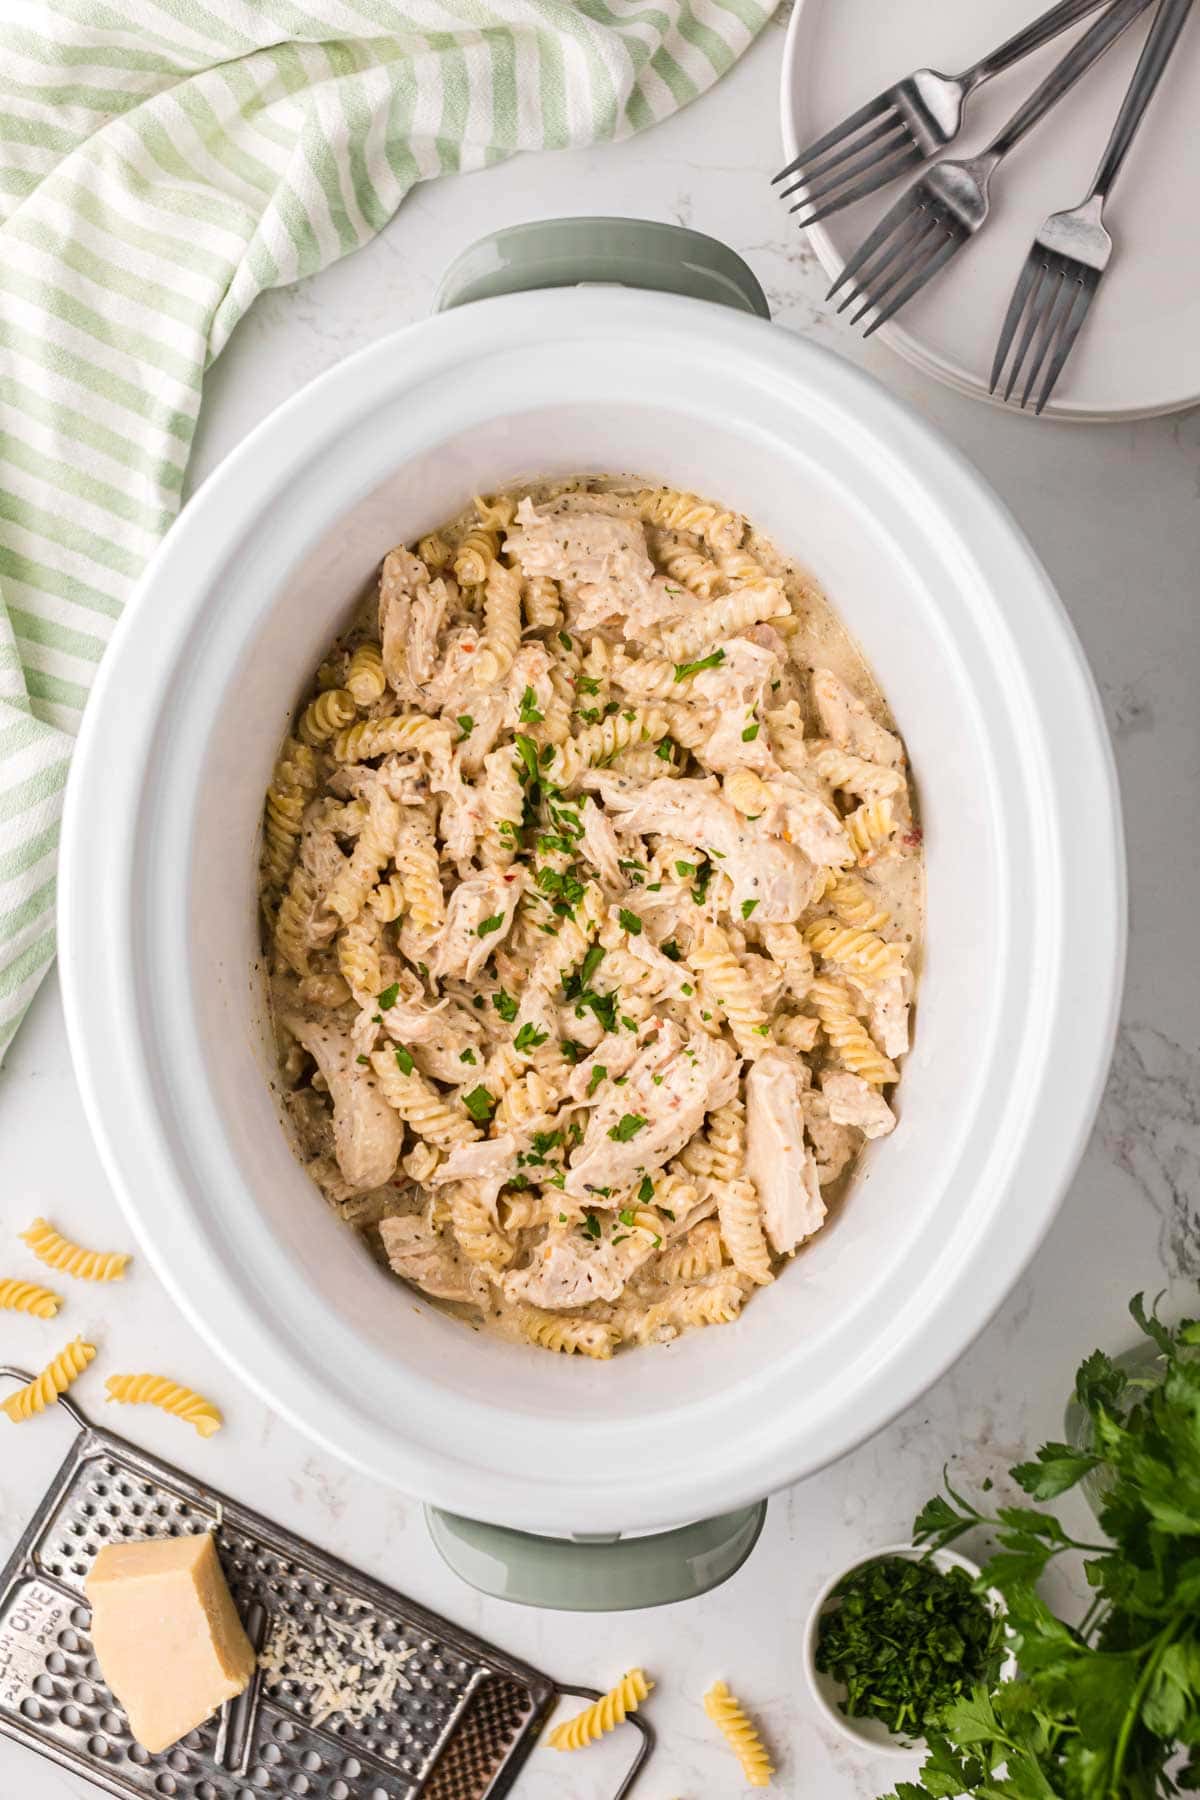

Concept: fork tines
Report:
left=826, top=184, right=964, bottom=335
left=772, top=93, right=924, bottom=228
left=990, top=249, right=1099, bottom=412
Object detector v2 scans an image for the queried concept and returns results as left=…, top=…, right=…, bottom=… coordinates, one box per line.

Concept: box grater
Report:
left=0, top=1370, right=652, bottom=1800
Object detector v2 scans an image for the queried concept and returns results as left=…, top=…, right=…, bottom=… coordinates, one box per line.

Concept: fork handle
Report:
left=963, top=0, right=1117, bottom=86
left=1089, top=0, right=1195, bottom=198
left=985, top=0, right=1155, bottom=160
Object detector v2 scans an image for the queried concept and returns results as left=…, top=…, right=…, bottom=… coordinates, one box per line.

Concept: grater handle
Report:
left=0, top=1363, right=90, bottom=1431
left=425, top=1500, right=766, bottom=1611
left=551, top=1685, right=654, bottom=1798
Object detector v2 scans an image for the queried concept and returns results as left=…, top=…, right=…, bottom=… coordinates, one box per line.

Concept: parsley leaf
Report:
left=741, top=722, right=760, bottom=742
left=459, top=1048, right=476, bottom=1064
left=518, top=685, right=544, bottom=724
left=618, top=907, right=643, bottom=936
left=476, top=913, right=504, bottom=937
left=741, top=899, right=759, bottom=919
left=608, top=1113, right=647, bottom=1142
left=674, top=649, right=725, bottom=681
left=587, top=1065, right=607, bottom=1098
left=376, top=982, right=400, bottom=1010
left=581, top=1212, right=601, bottom=1240
left=514, top=1021, right=548, bottom=1053
left=661, top=939, right=682, bottom=961
left=456, top=714, right=474, bottom=740
left=638, top=1175, right=654, bottom=1203
left=492, top=989, right=518, bottom=1023
left=462, top=1085, right=497, bottom=1124
left=393, top=1045, right=414, bottom=1076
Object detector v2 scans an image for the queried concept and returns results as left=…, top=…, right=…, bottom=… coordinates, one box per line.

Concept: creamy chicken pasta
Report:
left=260, top=482, right=922, bottom=1358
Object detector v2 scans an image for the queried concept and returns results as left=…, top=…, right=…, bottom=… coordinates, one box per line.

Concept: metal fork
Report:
left=828, top=0, right=1154, bottom=336
left=991, top=0, right=1195, bottom=412
left=772, top=0, right=1114, bottom=227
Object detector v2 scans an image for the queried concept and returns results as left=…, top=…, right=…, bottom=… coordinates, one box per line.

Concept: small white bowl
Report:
left=804, top=1543, right=1010, bottom=1756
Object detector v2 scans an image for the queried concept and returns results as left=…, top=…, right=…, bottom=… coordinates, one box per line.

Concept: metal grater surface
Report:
left=0, top=1376, right=649, bottom=1800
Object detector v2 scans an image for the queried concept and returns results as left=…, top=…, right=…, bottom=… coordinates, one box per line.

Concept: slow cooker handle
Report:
left=433, top=217, right=770, bottom=318
left=425, top=1499, right=767, bottom=1610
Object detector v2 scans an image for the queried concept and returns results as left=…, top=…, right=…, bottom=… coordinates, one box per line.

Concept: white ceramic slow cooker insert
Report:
left=59, top=228, right=1125, bottom=1547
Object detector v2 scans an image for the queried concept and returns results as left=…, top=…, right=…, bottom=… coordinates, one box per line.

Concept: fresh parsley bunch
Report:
left=883, top=1296, right=1200, bottom=1800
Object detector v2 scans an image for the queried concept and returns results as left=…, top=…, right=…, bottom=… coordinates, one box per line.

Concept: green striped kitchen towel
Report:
left=0, top=0, right=773, bottom=1062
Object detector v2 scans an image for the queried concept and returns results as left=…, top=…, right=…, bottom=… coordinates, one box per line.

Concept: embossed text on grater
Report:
left=0, top=1379, right=562, bottom=1800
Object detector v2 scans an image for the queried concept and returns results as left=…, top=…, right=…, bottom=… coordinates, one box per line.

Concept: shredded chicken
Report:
left=284, top=1015, right=403, bottom=1191
left=821, top=1070, right=896, bottom=1139
left=430, top=870, right=524, bottom=982
left=566, top=1026, right=738, bottom=1197
left=745, top=1049, right=825, bottom=1254
left=589, top=776, right=822, bottom=921
left=379, top=1215, right=482, bottom=1304
left=813, top=667, right=903, bottom=769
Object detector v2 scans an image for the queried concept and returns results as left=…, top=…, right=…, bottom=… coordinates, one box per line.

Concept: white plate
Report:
left=778, top=0, right=1200, bottom=420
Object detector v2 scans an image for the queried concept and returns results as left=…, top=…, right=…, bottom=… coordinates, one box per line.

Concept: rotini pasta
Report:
left=547, top=1669, right=654, bottom=1750
left=704, top=1681, right=774, bottom=1787
left=260, top=479, right=920, bottom=1356
left=0, top=1278, right=61, bottom=1319
left=3, top=1338, right=96, bottom=1422
left=105, top=1374, right=223, bottom=1438
left=20, top=1219, right=129, bottom=1283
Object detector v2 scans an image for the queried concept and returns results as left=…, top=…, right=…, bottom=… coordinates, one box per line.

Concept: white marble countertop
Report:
left=2, top=11, right=1198, bottom=1796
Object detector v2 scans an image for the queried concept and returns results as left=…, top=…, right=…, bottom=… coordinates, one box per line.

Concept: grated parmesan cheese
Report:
left=259, top=1598, right=416, bottom=1731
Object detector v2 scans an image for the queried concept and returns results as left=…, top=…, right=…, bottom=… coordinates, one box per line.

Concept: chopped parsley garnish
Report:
left=561, top=1038, right=586, bottom=1063
left=674, top=649, right=725, bottom=682
left=741, top=899, right=759, bottom=919
left=558, top=631, right=572, bottom=651
left=581, top=1212, right=602, bottom=1240
left=587, top=1065, right=607, bottom=1097
left=540, top=743, right=555, bottom=766
left=537, top=833, right=575, bottom=857
left=651, top=1073, right=664, bottom=1085
left=456, top=714, right=474, bottom=741
left=492, top=989, right=518, bottom=1023
left=513, top=733, right=541, bottom=786
left=661, top=939, right=681, bottom=961
left=741, top=722, right=760, bottom=742
left=536, top=865, right=586, bottom=914
left=618, top=907, right=643, bottom=936
left=577, top=674, right=601, bottom=695
left=356, top=1054, right=369, bottom=1066
left=655, top=737, right=675, bottom=761
left=674, top=860, right=695, bottom=879
left=613, top=1074, right=627, bottom=1085
left=531, top=1129, right=562, bottom=1157
left=463, top=1084, right=497, bottom=1124
left=578, top=707, right=602, bottom=725
left=681, top=982, right=694, bottom=996
left=622, top=708, right=636, bottom=722
left=518, top=686, right=544, bottom=724
left=620, top=1015, right=637, bottom=1031
left=459, top=1048, right=477, bottom=1064
left=376, top=982, right=399, bottom=1010
left=608, top=1113, right=647, bottom=1142
left=659, top=1206, right=675, bottom=1222
left=514, top=1021, right=548, bottom=1053
left=618, top=1207, right=638, bottom=1227
left=638, top=1175, right=654, bottom=1203
left=393, top=1045, right=415, bottom=1076
left=579, top=944, right=605, bottom=988
left=558, top=1211, right=568, bottom=1223
left=476, top=913, right=504, bottom=937
left=691, top=860, right=713, bottom=905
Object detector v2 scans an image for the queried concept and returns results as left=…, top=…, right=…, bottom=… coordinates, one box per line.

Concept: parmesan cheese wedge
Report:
left=86, top=1532, right=256, bottom=1753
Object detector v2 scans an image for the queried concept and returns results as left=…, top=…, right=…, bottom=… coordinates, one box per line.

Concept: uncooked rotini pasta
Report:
left=704, top=1681, right=774, bottom=1787
left=0, top=1278, right=61, bottom=1319
left=547, top=1669, right=654, bottom=1750
left=105, top=1374, right=223, bottom=1438
left=20, top=1219, right=129, bottom=1283
left=3, top=1338, right=96, bottom=1422
left=259, top=479, right=920, bottom=1356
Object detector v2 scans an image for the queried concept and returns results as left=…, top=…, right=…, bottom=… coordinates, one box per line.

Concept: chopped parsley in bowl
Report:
left=804, top=1544, right=1008, bottom=1753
